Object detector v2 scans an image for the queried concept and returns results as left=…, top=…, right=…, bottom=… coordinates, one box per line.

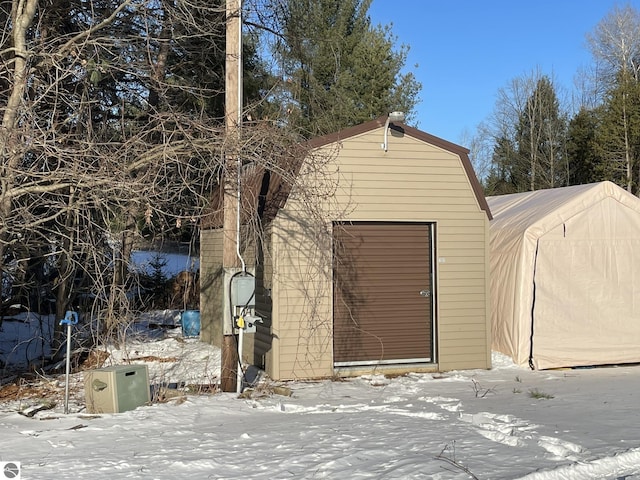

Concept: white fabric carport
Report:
left=488, top=181, right=640, bottom=369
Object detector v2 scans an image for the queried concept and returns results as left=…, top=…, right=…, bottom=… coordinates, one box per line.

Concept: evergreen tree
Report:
left=484, top=136, right=521, bottom=195
left=272, top=0, right=421, bottom=136
left=566, top=107, right=602, bottom=185
left=582, top=4, right=640, bottom=193
left=515, top=76, right=568, bottom=191
left=594, top=69, right=640, bottom=192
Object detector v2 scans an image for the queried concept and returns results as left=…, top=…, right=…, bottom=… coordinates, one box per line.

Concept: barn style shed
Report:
left=488, top=181, right=640, bottom=370
left=200, top=116, right=492, bottom=380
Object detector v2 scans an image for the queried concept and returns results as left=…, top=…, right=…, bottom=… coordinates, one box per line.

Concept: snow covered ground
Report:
left=1, top=315, right=640, bottom=479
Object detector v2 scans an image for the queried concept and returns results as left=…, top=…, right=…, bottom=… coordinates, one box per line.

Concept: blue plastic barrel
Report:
left=181, top=310, right=201, bottom=337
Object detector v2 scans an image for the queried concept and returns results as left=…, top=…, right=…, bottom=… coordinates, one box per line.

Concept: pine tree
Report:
left=272, top=0, right=421, bottom=136
left=594, top=70, right=640, bottom=192
left=584, top=4, right=640, bottom=193
left=484, top=136, right=521, bottom=195
left=567, top=107, right=602, bottom=185
left=515, top=76, right=568, bottom=191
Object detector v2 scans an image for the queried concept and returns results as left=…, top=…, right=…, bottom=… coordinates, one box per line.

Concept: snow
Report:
left=2, top=316, right=640, bottom=479
left=130, top=251, right=199, bottom=277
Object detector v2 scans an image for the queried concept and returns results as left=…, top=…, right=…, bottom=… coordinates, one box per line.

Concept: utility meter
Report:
left=231, top=275, right=255, bottom=308
left=231, top=274, right=261, bottom=333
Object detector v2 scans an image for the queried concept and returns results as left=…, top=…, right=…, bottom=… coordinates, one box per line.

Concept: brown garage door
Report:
left=333, top=222, right=434, bottom=366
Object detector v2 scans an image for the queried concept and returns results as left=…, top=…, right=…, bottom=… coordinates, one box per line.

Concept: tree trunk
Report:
left=0, top=0, right=39, bottom=285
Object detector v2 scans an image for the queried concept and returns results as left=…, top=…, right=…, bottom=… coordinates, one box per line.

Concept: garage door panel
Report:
left=333, top=222, right=434, bottom=364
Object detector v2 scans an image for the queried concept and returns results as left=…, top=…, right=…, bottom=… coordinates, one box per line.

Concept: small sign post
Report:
left=60, top=310, right=79, bottom=414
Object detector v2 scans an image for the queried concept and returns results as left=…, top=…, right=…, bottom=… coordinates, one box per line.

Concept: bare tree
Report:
left=480, top=69, right=568, bottom=193
left=0, top=1, right=272, bottom=352
left=587, top=4, right=640, bottom=85
left=0, top=0, right=350, bottom=383
left=587, top=4, right=640, bottom=192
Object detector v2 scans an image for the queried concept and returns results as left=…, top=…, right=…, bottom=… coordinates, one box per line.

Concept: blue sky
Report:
left=368, top=1, right=640, bottom=146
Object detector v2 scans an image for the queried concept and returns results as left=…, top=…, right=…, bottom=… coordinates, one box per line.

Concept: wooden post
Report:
left=221, top=0, right=242, bottom=393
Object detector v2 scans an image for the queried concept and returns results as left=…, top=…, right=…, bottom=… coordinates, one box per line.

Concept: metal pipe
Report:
left=64, top=323, right=71, bottom=414
left=237, top=326, right=244, bottom=393
left=60, top=310, right=78, bottom=414
left=235, top=0, right=246, bottom=273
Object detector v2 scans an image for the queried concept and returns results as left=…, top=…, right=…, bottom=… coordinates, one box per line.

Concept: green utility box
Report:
left=84, top=365, right=150, bottom=413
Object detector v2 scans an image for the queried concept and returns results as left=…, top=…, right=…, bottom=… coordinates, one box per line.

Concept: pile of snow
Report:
left=106, top=332, right=221, bottom=387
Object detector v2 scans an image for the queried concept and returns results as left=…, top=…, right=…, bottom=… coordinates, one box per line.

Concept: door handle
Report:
left=419, top=290, right=431, bottom=297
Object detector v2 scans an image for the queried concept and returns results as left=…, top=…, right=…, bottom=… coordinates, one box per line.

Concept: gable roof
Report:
left=202, top=116, right=492, bottom=229
left=307, top=116, right=492, bottom=220
left=487, top=181, right=640, bottom=249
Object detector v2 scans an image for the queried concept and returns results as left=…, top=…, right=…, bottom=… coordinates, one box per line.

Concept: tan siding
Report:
left=438, top=227, right=486, bottom=239
left=334, top=136, right=480, bottom=210
left=437, top=344, right=488, bottom=356
left=199, top=230, right=224, bottom=346
left=441, top=333, right=488, bottom=343
left=268, top=215, right=334, bottom=380
left=438, top=246, right=486, bottom=256
left=439, top=271, right=487, bottom=282
left=437, top=284, right=486, bottom=295
left=338, top=187, right=478, bottom=202
left=342, top=197, right=478, bottom=210
left=440, top=220, right=488, bottom=230
left=267, top=126, right=490, bottom=379
left=332, top=155, right=471, bottom=166
left=435, top=261, right=486, bottom=271
left=343, top=168, right=477, bottom=179
left=336, top=181, right=473, bottom=196
left=439, top=262, right=486, bottom=272
left=331, top=204, right=484, bottom=217
left=439, top=312, right=486, bottom=331
left=438, top=244, right=485, bottom=254
left=439, top=303, right=487, bottom=315
left=439, top=273, right=486, bottom=285
left=276, top=341, right=334, bottom=356
left=439, top=322, right=488, bottom=332
left=252, top=230, right=272, bottom=368
left=439, top=292, right=486, bottom=303
left=440, top=328, right=488, bottom=341
left=339, top=209, right=486, bottom=221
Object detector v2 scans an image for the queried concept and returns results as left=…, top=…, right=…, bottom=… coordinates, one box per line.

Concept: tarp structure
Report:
left=488, top=181, right=640, bottom=369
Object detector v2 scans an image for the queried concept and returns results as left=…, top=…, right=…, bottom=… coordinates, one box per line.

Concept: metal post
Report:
left=64, top=322, right=71, bottom=413
left=237, top=326, right=244, bottom=393
left=59, top=311, right=78, bottom=414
